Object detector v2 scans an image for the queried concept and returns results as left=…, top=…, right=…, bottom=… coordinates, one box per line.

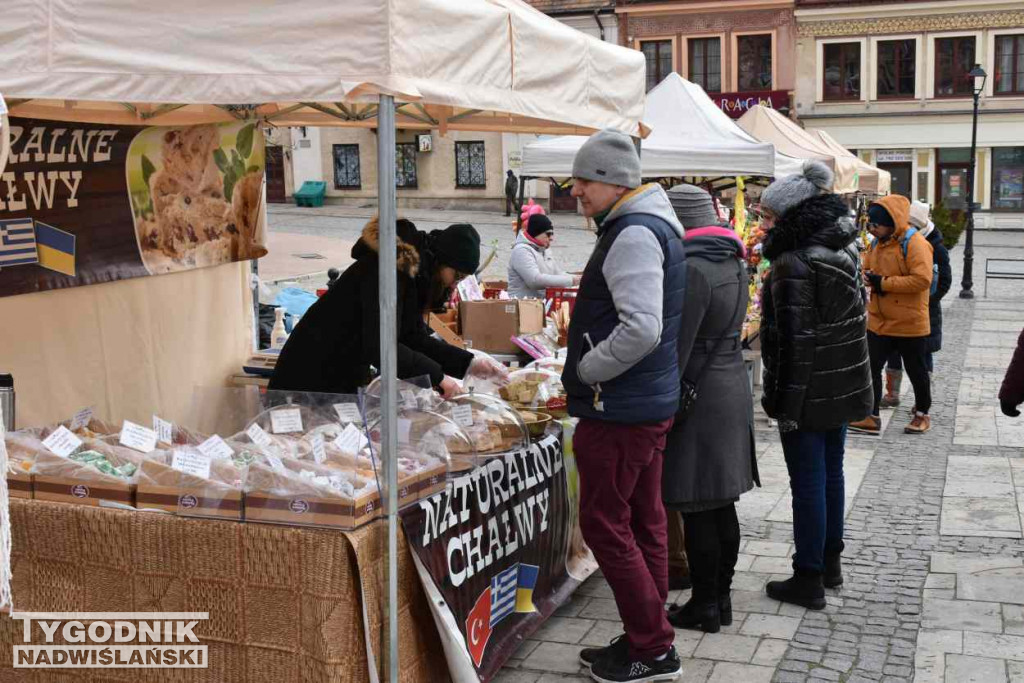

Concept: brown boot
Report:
left=905, top=411, right=931, bottom=434
left=880, top=369, right=902, bottom=408
left=849, top=415, right=881, bottom=435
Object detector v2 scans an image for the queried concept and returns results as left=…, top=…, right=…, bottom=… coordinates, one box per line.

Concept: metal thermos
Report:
left=0, top=374, right=14, bottom=432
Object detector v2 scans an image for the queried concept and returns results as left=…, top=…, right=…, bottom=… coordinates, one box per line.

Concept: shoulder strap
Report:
left=900, top=227, right=918, bottom=259
left=684, top=269, right=745, bottom=386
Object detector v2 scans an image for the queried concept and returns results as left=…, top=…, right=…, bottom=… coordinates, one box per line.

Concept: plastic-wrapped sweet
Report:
left=367, top=406, right=465, bottom=486
left=442, top=393, right=529, bottom=455
left=136, top=445, right=246, bottom=518
left=31, top=434, right=151, bottom=484
left=242, top=403, right=339, bottom=459
left=4, top=429, right=43, bottom=476
left=499, top=368, right=567, bottom=417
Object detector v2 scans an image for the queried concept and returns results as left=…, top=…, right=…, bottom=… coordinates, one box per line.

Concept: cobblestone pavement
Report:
left=497, top=231, right=1024, bottom=683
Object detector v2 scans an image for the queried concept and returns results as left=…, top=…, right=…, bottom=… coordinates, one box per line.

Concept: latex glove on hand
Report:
left=1002, top=399, right=1022, bottom=418
left=439, top=376, right=463, bottom=400
left=468, top=357, right=509, bottom=382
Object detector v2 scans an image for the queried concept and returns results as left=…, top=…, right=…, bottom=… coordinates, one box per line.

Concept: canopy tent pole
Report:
left=376, top=94, right=400, bottom=683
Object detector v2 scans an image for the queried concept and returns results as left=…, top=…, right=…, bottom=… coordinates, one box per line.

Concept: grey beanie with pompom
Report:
left=760, top=160, right=834, bottom=218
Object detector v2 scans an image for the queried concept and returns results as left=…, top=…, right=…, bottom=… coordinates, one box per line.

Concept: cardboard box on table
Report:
left=459, top=299, right=545, bottom=354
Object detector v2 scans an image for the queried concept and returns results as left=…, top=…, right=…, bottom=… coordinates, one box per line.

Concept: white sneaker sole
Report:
left=588, top=666, right=681, bottom=683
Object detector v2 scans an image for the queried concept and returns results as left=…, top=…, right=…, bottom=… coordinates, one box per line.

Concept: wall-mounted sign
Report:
left=417, top=134, right=433, bottom=153
left=507, top=151, right=522, bottom=170
left=876, top=149, right=914, bottom=164
left=711, top=90, right=789, bottom=119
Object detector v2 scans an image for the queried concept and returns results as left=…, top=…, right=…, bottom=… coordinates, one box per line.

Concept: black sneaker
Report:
left=589, top=645, right=681, bottom=683
left=579, top=634, right=627, bottom=669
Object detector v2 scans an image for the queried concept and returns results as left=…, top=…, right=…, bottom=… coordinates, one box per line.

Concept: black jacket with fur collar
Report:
left=270, top=218, right=474, bottom=394
left=760, top=194, right=873, bottom=429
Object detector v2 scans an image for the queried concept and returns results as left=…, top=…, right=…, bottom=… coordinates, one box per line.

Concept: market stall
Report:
left=737, top=105, right=891, bottom=195
left=0, top=1, right=647, bottom=681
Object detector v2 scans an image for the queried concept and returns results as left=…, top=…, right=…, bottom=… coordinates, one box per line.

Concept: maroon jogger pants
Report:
left=574, top=417, right=675, bottom=659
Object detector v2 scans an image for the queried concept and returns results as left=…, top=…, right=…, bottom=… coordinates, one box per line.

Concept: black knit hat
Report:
left=431, top=223, right=481, bottom=274
left=526, top=213, right=554, bottom=238
left=868, top=203, right=896, bottom=229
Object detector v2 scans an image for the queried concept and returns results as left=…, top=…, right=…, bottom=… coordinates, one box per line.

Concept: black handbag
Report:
left=678, top=273, right=744, bottom=420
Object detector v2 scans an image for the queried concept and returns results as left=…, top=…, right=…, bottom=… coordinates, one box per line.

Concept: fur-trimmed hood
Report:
left=762, top=194, right=857, bottom=261
left=351, top=216, right=421, bottom=276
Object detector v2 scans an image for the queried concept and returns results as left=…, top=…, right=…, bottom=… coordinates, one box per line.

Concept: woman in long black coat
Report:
left=663, top=184, right=759, bottom=634
left=270, top=217, right=500, bottom=396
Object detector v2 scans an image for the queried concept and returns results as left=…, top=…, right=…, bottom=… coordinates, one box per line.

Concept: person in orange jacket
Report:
left=849, top=195, right=935, bottom=435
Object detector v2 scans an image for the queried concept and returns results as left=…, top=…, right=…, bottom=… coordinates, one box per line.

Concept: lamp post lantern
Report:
left=959, top=64, right=987, bottom=299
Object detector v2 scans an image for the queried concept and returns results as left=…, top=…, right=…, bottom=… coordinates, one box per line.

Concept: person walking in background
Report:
left=505, top=169, right=519, bottom=217
left=507, top=206, right=580, bottom=299
left=758, top=161, right=873, bottom=610
left=849, top=196, right=935, bottom=435
left=877, top=201, right=951, bottom=408
left=562, top=129, right=687, bottom=683
left=1000, top=327, right=1024, bottom=418
left=662, top=184, right=759, bottom=634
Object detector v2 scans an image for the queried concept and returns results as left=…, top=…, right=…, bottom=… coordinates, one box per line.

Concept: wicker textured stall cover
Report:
left=0, top=499, right=448, bottom=682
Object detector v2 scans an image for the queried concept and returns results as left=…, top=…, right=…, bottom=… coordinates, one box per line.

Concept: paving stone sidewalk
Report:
left=498, top=234, right=1024, bottom=683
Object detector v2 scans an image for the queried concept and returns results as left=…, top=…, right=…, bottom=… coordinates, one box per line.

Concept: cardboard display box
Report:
left=245, top=489, right=381, bottom=529
left=459, top=300, right=544, bottom=354
left=428, top=312, right=465, bottom=349
left=33, top=475, right=133, bottom=507
left=136, top=484, right=243, bottom=520
left=7, top=472, right=32, bottom=499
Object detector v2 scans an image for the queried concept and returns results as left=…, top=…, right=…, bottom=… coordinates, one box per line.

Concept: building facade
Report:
left=617, top=0, right=797, bottom=118
left=794, top=0, right=1024, bottom=228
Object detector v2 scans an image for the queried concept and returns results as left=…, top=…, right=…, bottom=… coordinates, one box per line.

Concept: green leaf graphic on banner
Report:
left=141, top=155, right=156, bottom=186
left=213, top=148, right=229, bottom=173
left=237, top=124, right=255, bottom=160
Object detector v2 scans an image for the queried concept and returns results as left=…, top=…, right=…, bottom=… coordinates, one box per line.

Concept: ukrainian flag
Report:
left=514, top=563, right=539, bottom=614
left=35, top=222, right=76, bottom=276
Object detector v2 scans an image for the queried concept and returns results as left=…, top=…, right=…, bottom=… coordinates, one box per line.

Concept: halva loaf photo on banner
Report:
left=0, top=119, right=267, bottom=298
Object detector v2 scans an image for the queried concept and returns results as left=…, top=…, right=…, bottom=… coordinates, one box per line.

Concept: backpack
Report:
left=870, top=227, right=938, bottom=296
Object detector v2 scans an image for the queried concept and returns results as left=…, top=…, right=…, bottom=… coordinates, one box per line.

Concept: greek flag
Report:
left=489, top=563, right=519, bottom=627
left=0, top=218, right=38, bottom=267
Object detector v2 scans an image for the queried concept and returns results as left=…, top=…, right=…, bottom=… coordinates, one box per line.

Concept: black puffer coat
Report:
left=926, top=227, right=952, bottom=353
left=760, top=194, right=873, bottom=430
left=269, top=218, right=474, bottom=394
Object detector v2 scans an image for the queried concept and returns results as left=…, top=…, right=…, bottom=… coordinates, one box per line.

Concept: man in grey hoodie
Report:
left=565, top=129, right=687, bottom=683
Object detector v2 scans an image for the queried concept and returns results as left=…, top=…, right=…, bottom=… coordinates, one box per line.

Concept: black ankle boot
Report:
left=766, top=571, right=826, bottom=610
left=667, top=597, right=721, bottom=633
left=824, top=553, right=843, bottom=588
left=718, top=593, right=732, bottom=626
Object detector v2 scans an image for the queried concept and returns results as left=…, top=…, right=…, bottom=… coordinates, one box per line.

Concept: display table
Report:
left=0, top=498, right=449, bottom=683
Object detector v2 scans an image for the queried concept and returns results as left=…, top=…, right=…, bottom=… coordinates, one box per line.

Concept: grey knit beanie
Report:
left=572, top=129, right=641, bottom=189
left=668, top=184, right=720, bottom=229
left=760, top=160, right=834, bottom=217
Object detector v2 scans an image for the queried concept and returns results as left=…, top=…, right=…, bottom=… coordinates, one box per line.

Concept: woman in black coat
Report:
left=662, top=184, right=759, bottom=634
left=270, top=217, right=501, bottom=396
left=758, top=161, right=873, bottom=611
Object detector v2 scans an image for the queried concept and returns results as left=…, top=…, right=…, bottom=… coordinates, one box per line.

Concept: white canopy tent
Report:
left=737, top=105, right=890, bottom=195
left=0, top=2, right=647, bottom=680
left=522, top=73, right=782, bottom=179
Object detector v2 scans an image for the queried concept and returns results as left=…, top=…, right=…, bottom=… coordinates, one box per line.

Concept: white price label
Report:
left=153, top=415, right=173, bottom=444
left=270, top=407, right=303, bottom=434
left=398, top=418, right=411, bottom=444
left=451, top=404, right=474, bottom=427
left=311, top=434, right=327, bottom=463
left=246, top=423, right=273, bottom=448
left=197, top=435, right=234, bottom=461
left=42, top=426, right=82, bottom=458
left=334, top=403, right=362, bottom=424
left=333, top=423, right=367, bottom=453
left=264, top=454, right=286, bottom=473
left=171, top=450, right=211, bottom=480
left=69, top=406, right=94, bottom=431
left=119, top=420, right=158, bottom=453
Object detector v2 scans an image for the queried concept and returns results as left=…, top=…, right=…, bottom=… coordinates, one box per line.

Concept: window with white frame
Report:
left=823, top=42, right=861, bottom=101
left=995, top=35, right=1024, bottom=96
left=877, top=39, right=916, bottom=98
left=935, top=36, right=976, bottom=97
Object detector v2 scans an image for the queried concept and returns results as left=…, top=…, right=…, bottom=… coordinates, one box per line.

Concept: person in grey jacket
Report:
left=662, top=184, right=759, bottom=635
left=567, top=129, right=687, bottom=683
left=507, top=213, right=579, bottom=299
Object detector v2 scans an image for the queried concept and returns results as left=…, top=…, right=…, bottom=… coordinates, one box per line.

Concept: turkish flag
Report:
left=465, top=587, right=493, bottom=668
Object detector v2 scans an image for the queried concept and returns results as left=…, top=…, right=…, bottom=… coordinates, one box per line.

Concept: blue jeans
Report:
left=779, top=427, right=847, bottom=573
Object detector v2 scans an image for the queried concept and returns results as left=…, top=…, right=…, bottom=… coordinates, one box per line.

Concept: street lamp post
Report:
left=959, top=64, right=988, bottom=299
